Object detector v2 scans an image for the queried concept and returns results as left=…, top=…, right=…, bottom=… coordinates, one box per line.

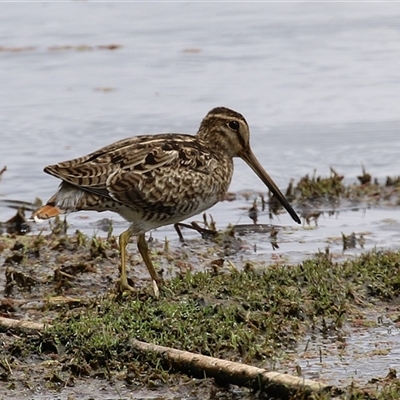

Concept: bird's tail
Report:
left=31, top=203, right=63, bottom=222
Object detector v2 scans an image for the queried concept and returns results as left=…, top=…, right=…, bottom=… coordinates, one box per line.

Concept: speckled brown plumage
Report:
left=32, top=107, right=300, bottom=296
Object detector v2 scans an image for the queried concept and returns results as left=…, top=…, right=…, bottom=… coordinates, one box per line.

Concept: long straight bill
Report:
left=241, top=150, right=301, bottom=224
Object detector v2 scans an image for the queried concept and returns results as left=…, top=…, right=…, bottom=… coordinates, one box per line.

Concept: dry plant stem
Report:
left=0, top=165, right=6, bottom=180
left=0, top=316, right=334, bottom=398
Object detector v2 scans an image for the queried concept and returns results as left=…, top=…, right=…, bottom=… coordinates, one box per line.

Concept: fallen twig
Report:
left=0, top=316, right=47, bottom=332
left=129, top=339, right=335, bottom=398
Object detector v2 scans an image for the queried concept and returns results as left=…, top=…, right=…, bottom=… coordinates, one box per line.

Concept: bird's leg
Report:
left=174, top=222, right=192, bottom=242
left=137, top=233, right=161, bottom=298
left=190, top=221, right=217, bottom=239
left=174, top=222, right=217, bottom=242
left=118, top=229, right=135, bottom=292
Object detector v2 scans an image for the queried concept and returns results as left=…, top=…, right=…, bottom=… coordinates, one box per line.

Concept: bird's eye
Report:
left=228, top=120, right=239, bottom=131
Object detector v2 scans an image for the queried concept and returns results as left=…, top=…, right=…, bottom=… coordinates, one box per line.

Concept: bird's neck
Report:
left=196, top=129, right=237, bottom=159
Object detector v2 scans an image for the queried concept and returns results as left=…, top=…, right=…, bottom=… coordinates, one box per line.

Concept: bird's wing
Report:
left=44, top=134, right=225, bottom=211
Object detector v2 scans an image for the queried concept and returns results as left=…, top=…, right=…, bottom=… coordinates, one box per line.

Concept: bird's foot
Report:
left=119, top=276, right=136, bottom=293
left=119, top=276, right=160, bottom=298
left=152, top=279, right=160, bottom=298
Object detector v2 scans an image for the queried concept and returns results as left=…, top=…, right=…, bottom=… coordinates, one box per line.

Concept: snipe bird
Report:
left=32, top=107, right=300, bottom=296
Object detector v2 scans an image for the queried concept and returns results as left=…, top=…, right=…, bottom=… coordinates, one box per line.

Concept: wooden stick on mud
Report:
left=0, top=316, right=46, bottom=332
left=129, top=339, right=334, bottom=398
left=0, top=316, right=337, bottom=398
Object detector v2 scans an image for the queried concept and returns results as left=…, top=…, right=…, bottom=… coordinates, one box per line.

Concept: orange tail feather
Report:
left=31, top=204, right=63, bottom=221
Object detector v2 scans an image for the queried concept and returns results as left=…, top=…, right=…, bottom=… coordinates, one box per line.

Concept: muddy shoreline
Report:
left=1, top=170, right=400, bottom=399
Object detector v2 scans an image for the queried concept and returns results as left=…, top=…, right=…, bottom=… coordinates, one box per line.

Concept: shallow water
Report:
left=296, top=320, right=400, bottom=387
left=1, top=2, right=400, bottom=393
left=1, top=3, right=400, bottom=202
left=1, top=2, right=400, bottom=255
